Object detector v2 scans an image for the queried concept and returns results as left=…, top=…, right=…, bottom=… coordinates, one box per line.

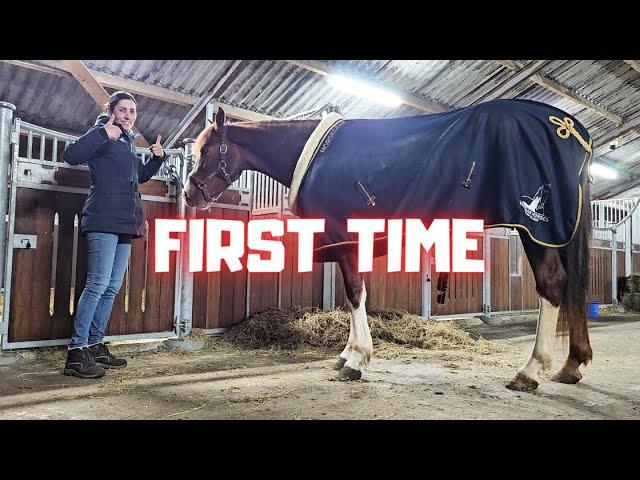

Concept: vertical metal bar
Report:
left=49, top=212, right=60, bottom=317
left=39, top=133, right=46, bottom=160
left=177, top=139, right=195, bottom=336
left=254, top=173, right=258, bottom=210
left=124, top=254, right=130, bottom=313
left=52, top=137, right=58, bottom=163
left=272, top=178, right=277, bottom=209
left=277, top=270, right=282, bottom=309
left=250, top=171, right=256, bottom=212
left=27, top=129, right=33, bottom=159
left=421, top=249, right=432, bottom=318
left=277, top=182, right=283, bottom=212
left=269, top=177, right=274, bottom=208
left=69, top=214, right=79, bottom=315
left=256, top=173, right=261, bottom=209
left=262, top=174, right=267, bottom=210
left=2, top=117, right=20, bottom=349
left=482, top=229, right=491, bottom=315
left=141, top=220, right=148, bottom=312
left=612, top=227, right=617, bottom=304
left=626, top=213, right=632, bottom=276
left=0, top=102, right=16, bottom=293
left=323, top=263, right=332, bottom=311
left=245, top=169, right=255, bottom=319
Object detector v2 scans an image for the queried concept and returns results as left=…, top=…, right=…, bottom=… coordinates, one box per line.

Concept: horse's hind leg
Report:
left=506, top=231, right=566, bottom=392
left=335, top=250, right=373, bottom=381
left=551, top=308, right=592, bottom=384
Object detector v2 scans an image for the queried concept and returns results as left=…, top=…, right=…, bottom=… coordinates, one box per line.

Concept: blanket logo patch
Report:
left=520, top=184, right=551, bottom=223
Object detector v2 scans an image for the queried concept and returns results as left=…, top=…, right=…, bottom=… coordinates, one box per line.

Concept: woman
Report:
left=62, top=91, right=166, bottom=379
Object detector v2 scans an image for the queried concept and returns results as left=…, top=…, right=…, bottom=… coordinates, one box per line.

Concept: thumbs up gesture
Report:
left=150, top=135, right=165, bottom=158
left=104, top=114, right=122, bottom=141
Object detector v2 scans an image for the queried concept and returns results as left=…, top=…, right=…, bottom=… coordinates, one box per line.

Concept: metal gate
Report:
left=0, top=103, right=186, bottom=349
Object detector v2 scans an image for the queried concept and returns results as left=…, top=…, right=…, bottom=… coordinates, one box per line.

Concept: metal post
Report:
left=246, top=171, right=256, bottom=317
left=177, top=139, right=196, bottom=336
left=421, top=250, right=432, bottom=318
left=482, top=229, right=491, bottom=315
left=1, top=114, right=19, bottom=349
left=612, top=227, right=618, bottom=305
left=0, top=102, right=16, bottom=292
left=323, top=262, right=336, bottom=311
left=625, top=216, right=632, bottom=276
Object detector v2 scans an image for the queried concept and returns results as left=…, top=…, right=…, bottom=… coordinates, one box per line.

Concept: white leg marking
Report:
left=517, top=297, right=559, bottom=382
left=339, top=317, right=354, bottom=361
left=344, top=281, right=373, bottom=371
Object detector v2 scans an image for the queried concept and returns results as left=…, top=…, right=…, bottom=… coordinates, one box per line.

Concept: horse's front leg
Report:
left=334, top=326, right=353, bottom=371
left=336, top=253, right=373, bottom=381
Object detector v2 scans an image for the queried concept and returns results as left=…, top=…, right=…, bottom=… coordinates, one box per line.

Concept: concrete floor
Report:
left=0, top=317, right=638, bottom=419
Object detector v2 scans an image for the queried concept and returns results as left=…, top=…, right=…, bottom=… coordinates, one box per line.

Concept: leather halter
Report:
left=188, top=124, right=234, bottom=204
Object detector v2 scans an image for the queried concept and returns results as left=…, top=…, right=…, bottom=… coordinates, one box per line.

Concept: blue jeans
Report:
left=70, top=232, right=131, bottom=348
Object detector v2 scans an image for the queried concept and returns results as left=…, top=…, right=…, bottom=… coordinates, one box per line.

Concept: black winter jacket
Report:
left=63, top=117, right=165, bottom=237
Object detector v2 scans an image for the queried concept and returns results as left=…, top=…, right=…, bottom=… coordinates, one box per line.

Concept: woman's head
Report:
left=105, top=91, right=137, bottom=132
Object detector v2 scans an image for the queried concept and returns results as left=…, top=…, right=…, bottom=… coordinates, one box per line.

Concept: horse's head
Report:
left=184, top=107, right=245, bottom=209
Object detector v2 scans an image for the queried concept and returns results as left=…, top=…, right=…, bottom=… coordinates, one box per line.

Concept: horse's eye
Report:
left=201, top=147, right=208, bottom=156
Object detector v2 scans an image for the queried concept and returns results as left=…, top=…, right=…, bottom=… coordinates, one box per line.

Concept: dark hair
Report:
left=105, top=91, right=136, bottom=113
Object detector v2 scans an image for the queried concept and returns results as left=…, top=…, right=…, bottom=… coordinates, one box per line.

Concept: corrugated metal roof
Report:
left=2, top=59, right=640, bottom=197
left=85, top=60, right=236, bottom=97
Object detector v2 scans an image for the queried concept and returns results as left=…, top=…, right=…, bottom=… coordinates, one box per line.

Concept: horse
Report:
left=184, top=99, right=594, bottom=392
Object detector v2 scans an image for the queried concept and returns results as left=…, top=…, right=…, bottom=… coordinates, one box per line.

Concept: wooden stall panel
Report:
left=8, top=188, right=178, bottom=343
left=588, top=248, right=612, bottom=304
left=191, top=207, right=249, bottom=329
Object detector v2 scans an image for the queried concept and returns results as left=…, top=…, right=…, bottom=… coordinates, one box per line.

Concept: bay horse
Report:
left=184, top=101, right=593, bottom=392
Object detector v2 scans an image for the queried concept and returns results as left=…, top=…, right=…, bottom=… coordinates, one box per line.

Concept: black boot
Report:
left=89, top=343, right=127, bottom=369
left=64, top=347, right=105, bottom=379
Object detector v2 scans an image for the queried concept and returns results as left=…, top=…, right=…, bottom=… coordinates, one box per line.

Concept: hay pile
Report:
left=221, top=307, right=502, bottom=355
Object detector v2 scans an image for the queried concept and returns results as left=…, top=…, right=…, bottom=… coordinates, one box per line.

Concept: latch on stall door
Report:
left=13, top=234, right=37, bottom=249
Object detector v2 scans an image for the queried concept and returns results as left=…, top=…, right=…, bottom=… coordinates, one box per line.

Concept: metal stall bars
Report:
left=591, top=197, right=640, bottom=304
left=0, top=112, right=185, bottom=349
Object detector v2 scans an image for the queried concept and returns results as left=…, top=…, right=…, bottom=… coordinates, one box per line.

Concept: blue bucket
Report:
left=587, top=301, right=600, bottom=318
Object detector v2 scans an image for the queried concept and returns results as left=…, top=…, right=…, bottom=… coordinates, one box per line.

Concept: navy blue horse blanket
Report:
left=288, top=99, right=592, bottom=257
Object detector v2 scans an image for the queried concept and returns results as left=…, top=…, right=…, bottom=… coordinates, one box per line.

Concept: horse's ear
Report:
left=215, top=107, right=226, bottom=129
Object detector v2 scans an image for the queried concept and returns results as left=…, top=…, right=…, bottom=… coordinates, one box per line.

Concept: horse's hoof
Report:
left=334, top=357, right=347, bottom=371
left=506, top=373, right=539, bottom=392
left=337, top=366, right=362, bottom=381
left=551, top=369, right=582, bottom=384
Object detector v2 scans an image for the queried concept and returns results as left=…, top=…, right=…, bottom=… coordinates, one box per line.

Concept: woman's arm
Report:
left=139, top=134, right=166, bottom=183
left=62, top=126, right=110, bottom=165
left=138, top=154, right=166, bottom=183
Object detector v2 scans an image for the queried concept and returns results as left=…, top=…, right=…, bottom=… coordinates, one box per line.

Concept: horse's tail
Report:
left=557, top=168, right=592, bottom=363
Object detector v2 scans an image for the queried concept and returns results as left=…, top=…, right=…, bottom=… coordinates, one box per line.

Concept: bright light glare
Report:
left=327, top=74, right=402, bottom=108
left=590, top=162, right=618, bottom=180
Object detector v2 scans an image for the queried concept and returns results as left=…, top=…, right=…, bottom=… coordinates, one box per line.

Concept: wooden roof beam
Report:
left=60, top=60, right=151, bottom=147
left=495, top=60, right=623, bottom=126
